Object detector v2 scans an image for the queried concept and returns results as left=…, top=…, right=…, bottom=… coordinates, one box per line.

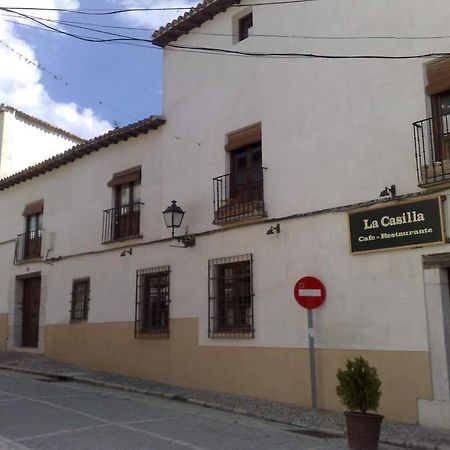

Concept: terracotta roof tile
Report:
left=152, top=0, right=240, bottom=47
left=0, top=115, right=165, bottom=191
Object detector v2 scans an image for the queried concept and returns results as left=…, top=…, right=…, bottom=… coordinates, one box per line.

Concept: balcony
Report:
left=413, top=113, right=450, bottom=186
left=102, top=202, right=143, bottom=243
left=15, top=229, right=43, bottom=263
left=213, top=167, right=266, bottom=224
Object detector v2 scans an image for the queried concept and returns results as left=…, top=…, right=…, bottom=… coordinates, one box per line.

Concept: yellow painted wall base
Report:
left=45, top=318, right=432, bottom=424
left=0, top=314, right=7, bottom=351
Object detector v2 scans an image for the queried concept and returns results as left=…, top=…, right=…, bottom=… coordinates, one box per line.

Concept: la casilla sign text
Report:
left=349, top=197, right=446, bottom=254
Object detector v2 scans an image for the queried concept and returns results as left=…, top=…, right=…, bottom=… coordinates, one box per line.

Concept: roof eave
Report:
left=152, top=0, right=240, bottom=47
left=0, top=115, right=166, bottom=191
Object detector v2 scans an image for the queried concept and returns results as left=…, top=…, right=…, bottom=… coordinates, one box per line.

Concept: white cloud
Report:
left=0, top=0, right=112, bottom=139
left=111, top=0, right=198, bottom=31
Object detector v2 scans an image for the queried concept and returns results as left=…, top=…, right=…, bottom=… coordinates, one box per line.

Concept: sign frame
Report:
left=348, top=195, right=446, bottom=255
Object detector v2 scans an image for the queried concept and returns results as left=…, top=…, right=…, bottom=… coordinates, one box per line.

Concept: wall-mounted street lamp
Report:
left=380, top=184, right=396, bottom=198
left=162, top=200, right=196, bottom=248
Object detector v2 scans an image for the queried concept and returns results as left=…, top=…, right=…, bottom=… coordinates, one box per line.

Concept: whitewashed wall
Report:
left=0, top=0, right=447, bottom=354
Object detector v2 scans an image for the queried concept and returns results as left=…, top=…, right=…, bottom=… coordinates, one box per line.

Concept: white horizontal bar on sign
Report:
left=298, top=289, right=321, bottom=297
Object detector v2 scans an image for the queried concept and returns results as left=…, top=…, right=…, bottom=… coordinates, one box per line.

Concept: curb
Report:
left=0, top=364, right=447, bottom=450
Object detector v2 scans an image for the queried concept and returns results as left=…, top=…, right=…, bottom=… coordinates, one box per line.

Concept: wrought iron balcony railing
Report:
left=213, top=167, right=266, bottom=224
left=413, top=113, right=450, bottom=186
left=102, top=202, right=143, bottom=244
left=15, top=229, right=43, bottom=263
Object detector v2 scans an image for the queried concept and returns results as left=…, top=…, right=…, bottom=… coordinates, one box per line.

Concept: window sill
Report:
left=102, top=234, right=143, bottom=244
left=209, top=330, right=254, bottom=339
left=14, top=257, right=43, bottom=265
left=135, top=329, right=170, bottom=339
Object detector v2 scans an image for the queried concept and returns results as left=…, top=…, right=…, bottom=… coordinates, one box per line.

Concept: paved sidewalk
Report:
left=0, top=352, right=449, bottom=450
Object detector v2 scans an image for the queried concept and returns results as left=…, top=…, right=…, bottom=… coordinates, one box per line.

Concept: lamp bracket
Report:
left=176, top=235, right=196, bottom=248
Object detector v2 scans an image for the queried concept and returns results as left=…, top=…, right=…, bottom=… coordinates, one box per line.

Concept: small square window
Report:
left=70, top=278, right=90, bottom=323
left=135, top=266, right=170, bottom=338
left=208, top=254, right=254, bottom=338
left=239, top=12, right=253, bottom=41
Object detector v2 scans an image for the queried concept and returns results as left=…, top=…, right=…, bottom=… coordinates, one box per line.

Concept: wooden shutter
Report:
left=107, top=166, right=141, bottom=187
left=225, top=123, right=261, bottom=152
left=426, top=58, right=450, bottom=95
left=22, top=200, right=43, bottom=216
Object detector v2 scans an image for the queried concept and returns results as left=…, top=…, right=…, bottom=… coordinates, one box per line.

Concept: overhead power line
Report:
left=0, top=39, right=136, bottom=124
left=7, top=9, right=450, bottom=44
left=167, top=43, right=450, bottom=59
left=0, top=1, right=317, bottom=15
left=5, top=7, right=450, bottom=59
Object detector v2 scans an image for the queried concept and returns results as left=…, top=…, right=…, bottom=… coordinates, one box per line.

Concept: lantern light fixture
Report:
left=162, top=200, right=195, bottom=247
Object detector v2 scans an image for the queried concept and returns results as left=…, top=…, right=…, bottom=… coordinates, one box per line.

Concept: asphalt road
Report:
left=0, top=370, right=396, bottom=450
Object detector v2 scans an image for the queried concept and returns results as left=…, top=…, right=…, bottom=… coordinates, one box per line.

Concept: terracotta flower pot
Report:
left=344, top=411, right=384, bottom=450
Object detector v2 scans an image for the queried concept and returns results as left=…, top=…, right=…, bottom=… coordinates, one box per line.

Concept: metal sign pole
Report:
left=307, top=309, right=318, bottom=411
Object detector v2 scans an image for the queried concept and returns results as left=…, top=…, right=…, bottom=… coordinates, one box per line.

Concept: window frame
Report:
left=135, top=266, right=171, bottom=338
left=208, top=254, right=254, bottom=339
left=21, top=201, right=44, bottom=261
left=238, top=12, right=253, bottom=41
left=70, top=277, right=90, bottom=324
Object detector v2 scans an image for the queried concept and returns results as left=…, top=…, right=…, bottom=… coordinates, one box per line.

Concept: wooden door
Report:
left=231, top=143, right=263, bottom=203
left=22, top=277, right=41, bottom=348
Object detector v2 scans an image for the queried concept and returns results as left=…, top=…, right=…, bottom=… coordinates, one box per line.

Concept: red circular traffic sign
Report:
left=294, top=276, right=326, bottom=309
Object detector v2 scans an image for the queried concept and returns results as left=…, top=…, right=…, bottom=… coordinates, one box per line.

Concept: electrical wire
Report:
left=9, top=12, right=450, bottom=41
left=166, top=42, right=450, bottom=59
left=0, top=1, right=317, bottom=15
left=0, top=39, right=137, bottom=124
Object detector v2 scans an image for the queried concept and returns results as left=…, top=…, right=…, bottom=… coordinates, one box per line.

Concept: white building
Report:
left=0, top=104, right=84, bottom=179
left=1, top=0, right=450, bottom=428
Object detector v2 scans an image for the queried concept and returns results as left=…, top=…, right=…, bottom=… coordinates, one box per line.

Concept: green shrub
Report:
left=336, top=357, right=382, bottom=413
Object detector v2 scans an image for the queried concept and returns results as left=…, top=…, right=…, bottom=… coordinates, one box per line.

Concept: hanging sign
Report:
left=349, top=197, right=445, bottom=254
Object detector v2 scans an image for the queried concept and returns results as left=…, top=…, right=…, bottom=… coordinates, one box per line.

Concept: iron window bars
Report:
left=135, top=265, right=170, bottom=338
left=14, top=229, right=43, bottom=263
left=213, top=167, right=266, bottom=224
left=208, top=254, right=254, bottom=338
left=102, top=202, right=143, bottom=243
left=414, top=112, right=450, bottom=186
left=70, top=277, right=90, bottom=323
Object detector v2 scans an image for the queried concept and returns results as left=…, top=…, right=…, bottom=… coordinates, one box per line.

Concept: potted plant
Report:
left=336, top=356, right=383, bottom=450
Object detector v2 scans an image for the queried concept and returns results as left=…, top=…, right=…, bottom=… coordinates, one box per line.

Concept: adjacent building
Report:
left=0, top=104, right=84, bottom=179
left=1, top=0, right=450, bottom=429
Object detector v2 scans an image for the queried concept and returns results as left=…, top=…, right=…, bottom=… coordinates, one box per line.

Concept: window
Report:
left=208, top=254, right=254, bottom=338
left=213, top=123, right=265, bottom=224
left=239, top=12, right=253, bottom=41
left=135, top=266, right=170, bottom=337
left=230, top=142, right=263, bottom=204
left=70, top=277, right=90, bottom=323
left=15, top=200, right=43, bottom=262
left=431, top=89, right=450, bottom=161
left=103, top=166, right=142, bottom=243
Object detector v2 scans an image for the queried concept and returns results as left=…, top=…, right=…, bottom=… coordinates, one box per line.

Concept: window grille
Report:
left=208, top=254, right=254, bottom=338
left=70, top=277, right=90, bottom=323
left=135, top=265, right=170, bottom=338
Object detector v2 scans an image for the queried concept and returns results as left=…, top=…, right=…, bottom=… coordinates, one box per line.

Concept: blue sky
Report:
left=0, top=0, right=197, bottom=138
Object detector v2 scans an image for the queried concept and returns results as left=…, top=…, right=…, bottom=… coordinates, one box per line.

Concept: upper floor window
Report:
left=414, top=58, right=450, bottom=186
left=213, top=123, right=266, bottom=224
left=102, top=166, right=143, bottom=243
left=239, top=12, right=253, bottom=41
left=70, top=277, right=90, bottom=323
left=208, top=254, right=254, bottom=338
left=135, top=266, right=170, bottom=338
left=15, top=200, right=44, bottom=262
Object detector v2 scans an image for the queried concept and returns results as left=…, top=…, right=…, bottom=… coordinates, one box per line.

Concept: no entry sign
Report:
left=294, top=276, right=326, bottom=309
